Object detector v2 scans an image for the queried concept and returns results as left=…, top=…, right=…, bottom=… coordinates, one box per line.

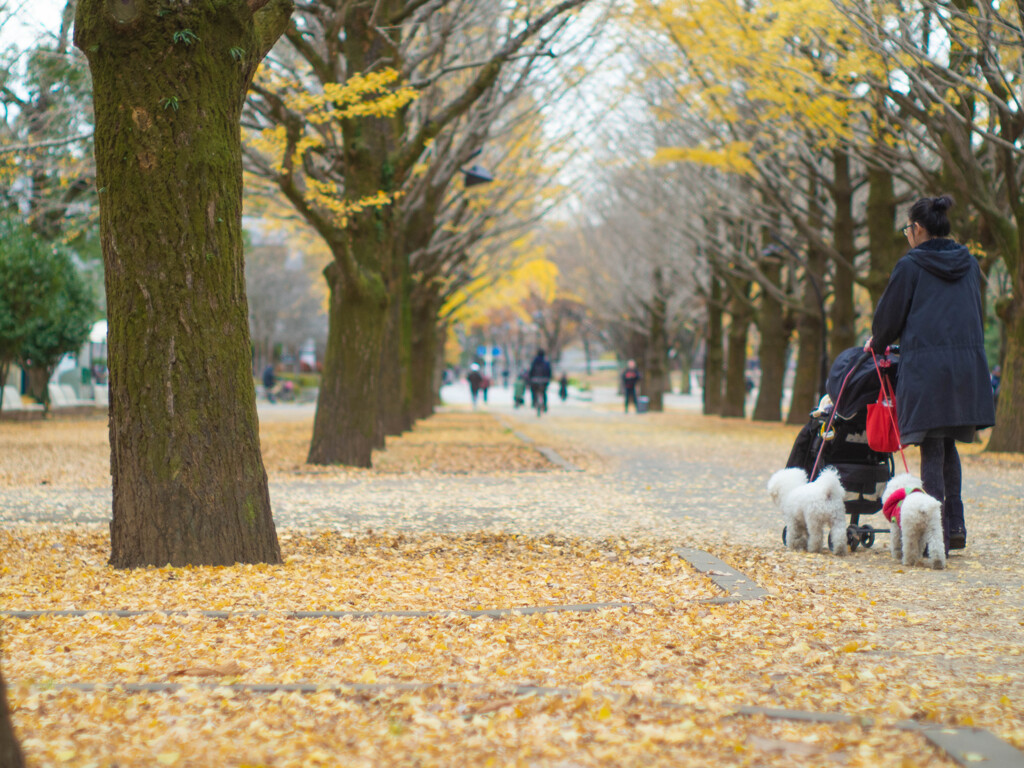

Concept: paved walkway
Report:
left=4, top=382, right=1021, bottom=619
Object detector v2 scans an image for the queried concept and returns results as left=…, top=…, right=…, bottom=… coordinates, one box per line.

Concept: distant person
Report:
left=481, top=373, right=491, bottom=403
left=991, top=365, right=1001, bottom=408
left=466, top=364, right=483, bottom=407
left=502, top=367, right=510, bottom=388
left=558, top=373, right=569, bottom=402
left=262, top=363, right=277, bottom=404
left=622, top=359, right=641, bottom=413
left=528, top=349, right=552, bottom=412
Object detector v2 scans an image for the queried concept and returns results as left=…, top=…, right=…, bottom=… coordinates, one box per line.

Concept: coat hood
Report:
left=907, top=239, right=973, bottom=281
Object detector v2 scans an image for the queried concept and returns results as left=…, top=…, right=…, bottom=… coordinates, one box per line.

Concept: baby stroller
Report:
left=783, top=347, right=899, bottom=551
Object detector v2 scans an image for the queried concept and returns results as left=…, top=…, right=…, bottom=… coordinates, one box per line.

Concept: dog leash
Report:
left=870, top=348, right=909, bottom=473
left=809, top=359, right=859, bottom=479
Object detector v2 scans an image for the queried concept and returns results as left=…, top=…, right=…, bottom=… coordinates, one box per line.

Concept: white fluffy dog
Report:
left=881, top=473, right=946, bottom=569
left=768, top=466, right=848, bottom=555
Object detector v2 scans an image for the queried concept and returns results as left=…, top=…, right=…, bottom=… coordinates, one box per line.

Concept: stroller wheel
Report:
left=782, top=526, right=788, bottom=546
left=846, top=525, right=861, bottom=552
left=859, top=527, right=875, bottom=549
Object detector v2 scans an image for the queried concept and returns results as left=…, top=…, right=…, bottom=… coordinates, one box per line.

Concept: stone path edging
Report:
left=1, top=548, right=770, bottom=623
left=675, top=548, right=770, bottom=601
left=896, top=722, right=1024, bottom=768
left=737, top=706, right=1024, bottom=767
left=494, top=415, right=583, bottom=472
left=0, top=603, right=634, bottom=621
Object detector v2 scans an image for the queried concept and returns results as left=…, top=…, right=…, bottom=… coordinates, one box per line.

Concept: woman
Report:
left=867, top=195, right=995, bottom=554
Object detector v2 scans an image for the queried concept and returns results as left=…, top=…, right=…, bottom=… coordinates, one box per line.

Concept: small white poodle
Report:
left=881, top=473, right=946, bottom=569
left=768, top=466, right=848, bottom=555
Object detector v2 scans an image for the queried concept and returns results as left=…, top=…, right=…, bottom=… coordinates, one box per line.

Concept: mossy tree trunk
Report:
left=0, top=664, right=23, bottom=768
left=308, top=261, right=388, bottom=467
left=75, top=0, right=290, bottom=567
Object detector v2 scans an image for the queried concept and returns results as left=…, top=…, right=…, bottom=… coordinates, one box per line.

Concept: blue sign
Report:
left=476, top=346, right=502, bottom=357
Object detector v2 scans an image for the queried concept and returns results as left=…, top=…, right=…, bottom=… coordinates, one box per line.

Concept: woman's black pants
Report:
left=918, top=436, right=965, bottom=552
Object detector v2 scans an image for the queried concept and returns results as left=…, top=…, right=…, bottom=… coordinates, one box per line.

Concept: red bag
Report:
left=866, top=377, right=901, bottom=453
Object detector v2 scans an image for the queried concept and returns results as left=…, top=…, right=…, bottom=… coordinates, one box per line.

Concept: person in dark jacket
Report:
left=262, top=364, right=277, bottom=404
left=621, top=359, right=641, bottom=413
left=866, top=195, right=995, bottom=553
left=466, top=364, right=483, bottom=407
left=528, top=350, right=552, bottom=412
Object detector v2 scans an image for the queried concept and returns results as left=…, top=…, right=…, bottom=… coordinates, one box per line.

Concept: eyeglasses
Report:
left=900, top=223, right=914, bottom=235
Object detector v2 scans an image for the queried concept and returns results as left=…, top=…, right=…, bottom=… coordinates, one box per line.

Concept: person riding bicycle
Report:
left=528, top=349, right=552, bottom=413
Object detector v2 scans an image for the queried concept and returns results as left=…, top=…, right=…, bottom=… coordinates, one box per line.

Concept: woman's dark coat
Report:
left=869, top=238, right=995, bottom=439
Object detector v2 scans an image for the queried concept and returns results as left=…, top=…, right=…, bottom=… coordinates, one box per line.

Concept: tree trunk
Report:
left=703, top=273, right=724, bottom=415
left=379, top=301, right=407, bottom=439
left=308, top=262, right=388, bottom=467
left=0, top=664, right=23, bottom=768
left=787, top=251, right=828, bottom=425
left=409, top=291, right=441, bottom=420
left=434, top=322, right=447, bottom=407
left=721, top=279, right=752, bottom=419
left=304, top=2, right=402, bottom=465
left=987, top=297, right=1024, bottom=452
left=830, top=150, right=857, bottom=357
left=23, top=365, right=49, bottom=411
left=676, top=335, right=693, bottom=394
left=76, top=0, right=289, bottom=567
left=753, top=260, right=788, bottom=421
left=865, top=165, right=903, bottom=307
left=379, top=245, right=413, bottom=436
left=645, top=268, right=669, bottom=411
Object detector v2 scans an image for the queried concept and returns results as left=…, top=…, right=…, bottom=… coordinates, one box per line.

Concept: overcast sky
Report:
left=2, top=0, right=65, bottom=49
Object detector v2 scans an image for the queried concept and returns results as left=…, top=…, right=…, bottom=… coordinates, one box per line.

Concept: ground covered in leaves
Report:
left=2, top=402, right=1023, bottom=766
left=1, top=529, right=982, bottom=768
left=0, top=411, right=556, bottom=489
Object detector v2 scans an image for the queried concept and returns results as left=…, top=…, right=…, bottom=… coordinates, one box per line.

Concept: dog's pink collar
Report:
left=883, top=487, right=923, bottom=525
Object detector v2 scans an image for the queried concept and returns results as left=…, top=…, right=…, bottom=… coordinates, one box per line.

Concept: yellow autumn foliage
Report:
left=627, top=0, right=890, bottom=172
left=243, top=66, right=419, bottom=227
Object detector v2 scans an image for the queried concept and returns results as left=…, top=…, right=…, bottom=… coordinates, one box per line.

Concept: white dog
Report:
left=768, top=466, right=848, bottom=555
left=881, top=474, right=946, bottom=569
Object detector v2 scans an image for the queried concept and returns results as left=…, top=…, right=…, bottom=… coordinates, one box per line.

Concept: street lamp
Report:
left=460, top=148, right=494, bottom=187
left=761, top=240, right=828, bottom=400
